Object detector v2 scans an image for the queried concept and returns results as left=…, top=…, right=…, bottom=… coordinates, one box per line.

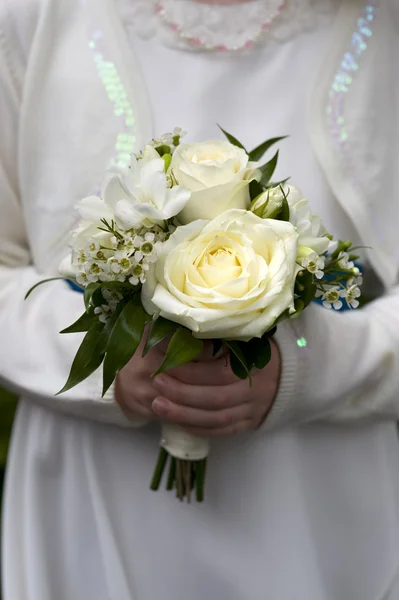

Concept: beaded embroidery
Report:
left=327, top=0, right=378, bottom=189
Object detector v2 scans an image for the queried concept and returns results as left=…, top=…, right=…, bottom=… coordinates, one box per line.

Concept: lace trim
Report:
left=117, top=0, right=337, bottom=52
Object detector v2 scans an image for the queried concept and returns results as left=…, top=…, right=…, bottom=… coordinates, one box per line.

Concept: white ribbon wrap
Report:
left=160, top=423, right=210, bottom=461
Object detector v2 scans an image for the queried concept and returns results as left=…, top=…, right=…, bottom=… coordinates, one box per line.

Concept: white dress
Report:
left=3, top=1, right=399, bottom=599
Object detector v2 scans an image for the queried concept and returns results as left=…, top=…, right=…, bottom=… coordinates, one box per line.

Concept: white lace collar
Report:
left=116, top=0, right=338, bottom=53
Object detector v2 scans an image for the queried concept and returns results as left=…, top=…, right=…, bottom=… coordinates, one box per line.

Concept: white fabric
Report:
left=1, top=0, right=399, bottom=599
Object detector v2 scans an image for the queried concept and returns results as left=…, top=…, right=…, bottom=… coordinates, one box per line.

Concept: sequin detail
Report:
left=327, top=1, right=378, bottom=186
left=296, top=337, right=308, bottom=348
left=83, top=0, right=137, bottom=174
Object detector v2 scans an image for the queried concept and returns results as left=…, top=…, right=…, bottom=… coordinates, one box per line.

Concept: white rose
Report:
left=170, top=141, right=259, bottom=224
left=284, top=185, right=331, bottom=256
left=142, top=209, right=299, bottom=341
left=249, top=186, right=286, bottom=219
left=102, top=153, right=191, bottom=229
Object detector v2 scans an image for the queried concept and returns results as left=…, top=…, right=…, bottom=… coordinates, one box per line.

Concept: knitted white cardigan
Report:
left=0, top=0, right=398, bottom=427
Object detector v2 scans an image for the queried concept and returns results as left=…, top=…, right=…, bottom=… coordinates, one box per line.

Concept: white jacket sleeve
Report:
left=0, top=21, right=140, bottom=427
left=266, top=285, right=399, bottom=428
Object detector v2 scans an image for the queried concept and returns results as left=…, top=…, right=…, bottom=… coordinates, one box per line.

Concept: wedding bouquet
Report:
left=27, top=127, right=363, bottom=502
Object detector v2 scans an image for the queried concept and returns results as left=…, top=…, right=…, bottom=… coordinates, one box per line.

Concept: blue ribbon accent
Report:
left=66, top=280, right=84, bottom=294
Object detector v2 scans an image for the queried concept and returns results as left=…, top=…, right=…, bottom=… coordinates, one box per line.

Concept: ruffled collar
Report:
left=116, top=0, right=338, bottom=52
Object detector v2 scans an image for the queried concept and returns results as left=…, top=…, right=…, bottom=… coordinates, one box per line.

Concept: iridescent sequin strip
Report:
left=83, top=1, right=137, bottom=174
left=327, top=0, right=378, bottom=188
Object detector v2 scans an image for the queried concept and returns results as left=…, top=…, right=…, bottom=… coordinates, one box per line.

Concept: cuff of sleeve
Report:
left=261, top=319, right=307, bottom=431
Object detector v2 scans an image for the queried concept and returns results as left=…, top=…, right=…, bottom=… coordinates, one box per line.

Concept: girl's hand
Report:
left=150, top=340, right=281, bottom=437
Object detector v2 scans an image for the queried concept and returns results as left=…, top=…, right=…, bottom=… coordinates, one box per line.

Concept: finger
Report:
left=167, top=356, right=238, bottom=386
left=183, top=419, right=253, bottom=438
left=153, top=374, right=248, bottom=410
left=152, top=396, right=250, bottom=428
left=118, top=395, right=155, bottom=421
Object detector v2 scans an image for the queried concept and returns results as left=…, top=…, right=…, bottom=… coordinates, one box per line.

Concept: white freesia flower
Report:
left=249, top=186, right=286, bottom=219
left=171, top=140, right=260, bottom=224
left=142, top=209, right=300, bottom=341
left=75, top=195, right=114, bottom=224
left=102, top=152, right=191, bottom=229
left=282, top=185, right=331, bottom=257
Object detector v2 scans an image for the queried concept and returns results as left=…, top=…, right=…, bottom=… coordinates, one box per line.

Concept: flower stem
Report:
left=176, top=459, right=184, bottom=501
left=196, top=459, right=207, bottom=502
left=150, top=447, right=168, bottom=491
left=166, top=457, right=176, bottom=491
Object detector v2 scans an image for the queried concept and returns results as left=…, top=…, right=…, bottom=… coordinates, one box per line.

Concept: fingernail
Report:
left=153, top=398, right=166, bottom=414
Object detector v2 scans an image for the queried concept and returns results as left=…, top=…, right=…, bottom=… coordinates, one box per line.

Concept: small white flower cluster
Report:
left=300, top=252, right=325, bottom=280
left=337, top=251, right=354, bottom=270
left=73, top=226, right=165, bottom=288
left=321, top=276, right=362, bottom=311
left=137, top=127, right=186, bottom=158
left=94, top=289, right=123, bottom=324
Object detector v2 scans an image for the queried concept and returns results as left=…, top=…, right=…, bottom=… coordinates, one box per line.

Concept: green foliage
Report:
left=84, top=282, right=101, bottom=311
left=163, top=153, right=172, bottom=172
left=143, top=316, right=180, bottom=357
left=60, top=308, right=96, bottom=334
left=248, top=136, right=287, bottom=162
left=102, top=300, right=149, bottom=395
left=57, top=322, right=106, bottom=395
left=225, top=341, right=252, bottom=382
left=218, top=126, right=247, bottom=151
left=226, top=335, right=273, bottom=383
left=259, top=151, right=279, bottom=186
left=153, top=328, right=204, bottom=376
left=278, top=192, right=290, bottom=222
left=294, top=270, right=317, bottom=312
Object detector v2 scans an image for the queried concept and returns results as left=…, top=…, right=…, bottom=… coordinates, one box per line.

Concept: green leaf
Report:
left=163, top=153, right=172, bottom=172
left=25, top=277, right=67, bottom=300
left=267, top=177, right=290, bottom=189
left=153, top=329, right=204, bottom=376
left=102, top=299, right=147, bottom=395
left=84, top=283, right=101, bottom=311
left=225, top=341, right=251, bottom=383
left=91, top=286, right=106, bottom=308
left=259, top=151, right=279, bottom=186
left=277, top=193, right=290, bottom=222
left=295, top=270, right=316, bottom=309
left=248, top=136, right=288, bottom=162
left=155, top=144, right=171, bottom=156
left=243, top=337, right=272, bottom=370
left=60, top=308, right=97, bottom=334
left=57, top=322, right=105, bottom=395
left=249, top=180, right=264, bottom=202
left=290, top=298, right=305, bottom=319
left=217, top=125, right=247, bottom=151
left=229, top=352, right=249, bottom=381
left=143, top=317, right=180, bottom=357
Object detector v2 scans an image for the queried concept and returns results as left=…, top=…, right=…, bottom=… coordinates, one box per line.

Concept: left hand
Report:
left=151, top=340, right=281, bottom=438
